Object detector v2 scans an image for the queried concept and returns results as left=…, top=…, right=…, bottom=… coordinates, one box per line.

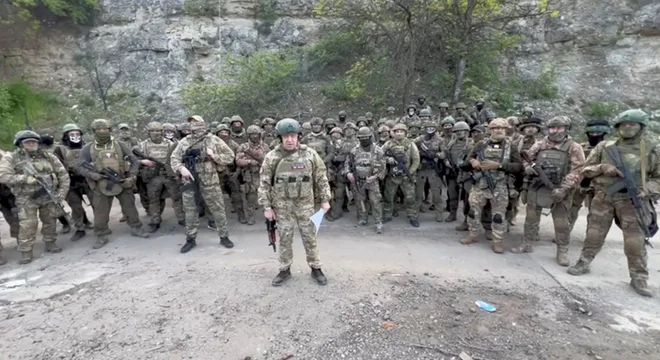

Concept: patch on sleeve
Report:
left=291, top=162, right=306, bottom=170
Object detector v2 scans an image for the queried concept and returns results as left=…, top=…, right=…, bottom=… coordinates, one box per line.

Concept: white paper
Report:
left=309, top=209, right=326, bottom=236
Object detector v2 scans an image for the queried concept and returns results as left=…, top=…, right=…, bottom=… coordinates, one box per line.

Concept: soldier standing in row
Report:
left=377, top=125, right=390, bottom=147
left=0, top=150, right=19, bottom=265
left=258, top=119, right=332, bottom=286
left=302, top=117, right=333, bottom=165
left=39, top=131, right=72, bottom=234
left=382, top=124, right=420, bottom=227
left=415, top=119, right=445, bottom=222
left=215, top=124, right=244, bottom=225
left=230, top=115, right=248, bottom=144
left=568, top=110, right=659, bottom=297
left=261, top=117, right=277, bottom=147
left=235, top=125, right=270, bottom=225
left=514, top=117, right=585, bottom=266
left=443, top=121, right=472, bottom=223
left=0, top=130, right=70, bottom=264
left=435, top=102, right=451, bottom=123
left=76, top=119, right=149, bottom=249
left=171, top=116, right=236, bottom=253
left=163, top=123, right=178, bottom=142
left=460, top=119, right=522, bottom=253
left=346, top=127, right=386, bottom=233
left=399, top=104, right=419, bottom=126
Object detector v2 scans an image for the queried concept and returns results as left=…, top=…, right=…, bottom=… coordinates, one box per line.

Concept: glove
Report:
left=387, top=157, right=397, bottom=165
left=366, top=175, right=379, bottom=184
left=524, top=166, right=537, bottom=176
left=25, top=175, right=38, bottom=185
left=122, top=176, right=136, bottom=189
left=469, top=158, right=481, bottom=170
left=551, top=187, right=568, bottom=203
left=481, top=160, right=500, bottom=171
left=520, top=189, right=528, bottom=205
left=601, top=164, right=624, bottom=178
left=637, top=189, right=648, bottom=199
left=90, top=172, right=104, bottom=181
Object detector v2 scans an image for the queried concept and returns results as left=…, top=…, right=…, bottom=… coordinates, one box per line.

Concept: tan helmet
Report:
left=488, top=118, right=510, bottom=129
left=311, top=117, right=324, bottom=126
left=216, top=124, right=230, bottom=133
left=146, top=121, right=163, bottom=131
left=302, top=122, right=313, bottom=130
left=378, top=125, right=390, bottom=133
left=262, top=117, right=276, bottom=125
left=330, top=127, right=344, bottom=135
left=246, top=125, right=262, bottom=134
left=344, top=122, right=358, bottom=130
left=391, top=123, right=408, bottom=132
left=187, top=115, right=205, bottom=123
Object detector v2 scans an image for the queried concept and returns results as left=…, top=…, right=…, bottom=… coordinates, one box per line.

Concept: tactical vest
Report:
left=447, top=138, right=469, bottom=165
left=10, top=150, right=56, bottom=197
left=516, top=136, right=538, bottom=153
left=581, top=143, right=595, bottom=159
left=593, top=140, right=653, bottom=191
left=58, top=145, right=83, bottom=171
left=272, top=147, right=315, bottom=200
left=241, top=142, right=266, bottom=185
left=142, top=139, right=172, bottom=180
left=528, top=140, right=573, bottom=208
left=386, top=140, right=410, bottom=177
left=353, top=147, right=376, bottom=178
left=306, top=133, right=328, bottom=159
left=418, top=135, right=441, bottom=171
left=89, top=140, right=126, bottom=196
left=231, top=131, right=248, bottom=145
left=478, top=140, right=510, bottom=189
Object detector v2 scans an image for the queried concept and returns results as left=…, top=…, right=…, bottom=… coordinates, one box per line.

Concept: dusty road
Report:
left=1, top=201, right=659, bottom=360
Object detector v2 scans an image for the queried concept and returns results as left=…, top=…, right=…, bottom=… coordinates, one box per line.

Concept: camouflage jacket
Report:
left=170, top=134, right=235, bottom=186
left=523, top=137, right=585, bottom=189
left=235, top=140, right=270, bottom=185
left=0, top=148, right=70, bottom=199
left=381, top=138, right=421, bottom=175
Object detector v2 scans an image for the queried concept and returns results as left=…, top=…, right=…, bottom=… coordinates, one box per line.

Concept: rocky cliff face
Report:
left=2, top=0, right=659, bottom=120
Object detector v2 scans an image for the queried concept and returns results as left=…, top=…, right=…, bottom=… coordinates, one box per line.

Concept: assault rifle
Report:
left=266, top=219, right=277, bottom=252
left=80, top=162, right=124, bottom=192
left=132, top=148, right=167, bottom=175
left=181, top=148, right=203, bottom=209
left=419, top=142, right=444, bottom=177
left=385, top=149, right=413, bottom=179
left=474, top=147, right=495, bottom=194
left=23, top=162, right=73, bottom=224
left=521, top=151, right=555, bottom=190
left=605, top=145, right=657, bottom=247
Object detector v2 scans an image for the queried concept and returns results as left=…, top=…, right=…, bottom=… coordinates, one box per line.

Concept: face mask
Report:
left=164, top=131, right=175, bottom=139
left=455, top=131, right=467, bottom=140
left=425, top=127, right=436, bottom=135
left=95, top=133, right=111, bottom=144
left=618, top=123, right=641, bottom=139
left=41, top=136, right=54, bottom=146
left=408, top=110, right=415, bottom=116
left=69, top=133, right=82, bottom=143
left=587, top=134, right=605, bottom=147
left=359, top=138, right=371, bottom=147
left=149, top=132, right=162, bottom=143
left=491, top=132, right=506, bottom=142
left=249, top=134, right=260, bottom=143
left=476, top=105, right=484, bottom=111
left=339, top=116, right=346, bottom=122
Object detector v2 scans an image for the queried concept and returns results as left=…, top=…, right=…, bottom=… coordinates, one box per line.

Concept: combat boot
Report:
left=392, top=209, right=399, bottom=217
left=419, top=205, right=426, bottom=213
left=311, top=268, right=328, bottom=285
left=148, top=223, right=160, bottom=233
left=567, top=259, right=590, bottom=276
left=630, top=279, right=653, bottom=297
left=444, top=211, right=457, bottom=223
left=382, top=216, right=392, bottom=223
left=84, top=220, right=94, bottom=230
left=238, top=212, right=247, bottom=224
left=180, top=236, right=197, bottom=253
left=358, top=219, right=367, bottom=226
left=59, top=217, right=71, bottom=234
left=119, top=215, right=127, bottom=222
left=207, top=220, right=217, bottom=230
left=459, top=234, right=478, bottom=245
left=484, top=230, right=494, bottom=241
left=272, top=268, right=291, bottom=286
left=435, top=212, right=444, bottom=222
left=376, top=222, right=383, bottom=234
left=131, top=227, right=150, bottom=238
left=44, top=242, right=62, bottom=254
left=492, top=240, right=504, bottom=254
left=556, top=246, right=569, bottom=267
left=220, top=237, right=234, bottom=248
left=178, top=219, right=185, bottom=226
left=0, top=251, right=6, bottom=266
left=455, top=220, right=469, bottom=232
left=93, top=235, right=109, bottom=249
left=510, top=243, right=533, bottom=254
left=71, top=230, right=86, bottom=242
left=19, top=251, right=33, bottom=265
left=409, top=218, right=420, bottom=228
left=246, top=216, right=255, bottom=225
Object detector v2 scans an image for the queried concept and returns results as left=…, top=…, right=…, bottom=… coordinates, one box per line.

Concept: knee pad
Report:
left=493, top=214, right=503, bottom=224
left=468, top=208, right=477, bottom=219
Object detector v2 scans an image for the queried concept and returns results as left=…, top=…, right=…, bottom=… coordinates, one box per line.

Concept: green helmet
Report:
left=302, top=122, right=312, bottom=130
left=14, top=130, right=40, bottom=146
left=613, top=109, right=649, bottom=127
left=262, top=117, right=276, bottom=125
left=146, top=121, right=163, bottom=131
left=408, top=120, right=422, bottom=129
left=338, top=110, right=347, bottom=117
left=547, top=116, right=571, bottom=128
left=216, top=124, right=230, bottom=133
left=163, top=123, right=176, bottom=131
left=585, top=119, right=611, bottom=134
left=62, top=123, right=82, bottom=134
left=438, top=102, right=449, bottom=109
left=365, top=112, right=373, bottom=119
left=221, top=117, right=231, bottom=124
left=387, top=106, right=395, bottom=113
left=276, top=118, right=302, bottom=136
left=453, top=121, right=470, bottom=132
left=406, top=103, right=417, bottom=111
left=230, top=115, right=244, bottom=125
left=211, top=121, right=219, bottom=128
left=357, top=126, right=373, bottom=139
left=441, top=116, right=456, bottom=126
left=455, top=102, right=466, bottom=110
left=91, top=119, right=111, bottom=131
left=311, top=117, right=324, bottom=126
left=247, top=125, right=262, bottom=134
left=522, top=107, right=534, bottom=115
left=325, top=118, right=337, bottom=126
left=118, top=123, right=130, bottom=130
left=419, top=109, right=432, bottom=117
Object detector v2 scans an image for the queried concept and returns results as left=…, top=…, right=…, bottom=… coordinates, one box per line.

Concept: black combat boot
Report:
left=410, top=218, right=420, bottom=228
left=71, top=230, right=86, bottom=242
left=311, top=268, right=328, bottom=285
left=207, top=219, right=217, bottom=230
left=272, top=268, right=291, bottom=286
left=59, top=216, right=71, bottom=234
left=220, top=237, right=234, bottom=248
left=148, top=223, right=160, bottom=233
left=180, top=236, right=197, bottom=253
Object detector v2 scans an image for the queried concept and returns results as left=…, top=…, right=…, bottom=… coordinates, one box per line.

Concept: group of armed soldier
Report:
left=0, top=95, right=657, bottom=295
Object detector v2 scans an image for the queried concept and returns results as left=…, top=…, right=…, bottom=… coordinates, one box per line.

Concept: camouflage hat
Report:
left=215, top=124, right=230, bottom=133
left=338, top=110, right=347, bottom=117
left=453, top=121, right=470, bottom=132
left=14, top=130, right=40, bottom=146
left=547, top=116, right=571, bottom=128
left=91, top=119, right=111, bottom=130
left=441, top=116, right=456, bottom=126
left=391, top=123, right=408, bottom=132
left=62, top=123, right=82, bottom=134
left=146, top=121, right=163, bottom=131
left=246, top=125, right=262, bottom=134
left=276, top=118, right=301, bottom=136
left=162, top=123, right=176, bottom=131
left=118, top=123, right=130, bottom=130
left=378, top=125, right=390, bottom=133
left=422, top=120, right=436, bottom=128
left=585, top=119, right=610, bottom=134
left=325, top=118, right=337, bottom=126
left=311, top=117, right=324, bottom=126
left=221, top=117, right=231, bottom=124
left=187, top=115, right=205, bottom=123
left=455, top=102, right=466, bottom=110
left=488, top=118, right=509, bottom=129
left=262, top=117, right=276, bottom=125
left=230, top=115, right=244, bottom=125
left=344, top=122, right=358, bottom=130
left=438, top=102, right=449, bottom=109
left=357, top=126, right=373, bottom=139
left=329, top=127, right=344, bottom=135
left=302, top=122, right=312, bottom=130
left=613, top=109, right=649, bottom=127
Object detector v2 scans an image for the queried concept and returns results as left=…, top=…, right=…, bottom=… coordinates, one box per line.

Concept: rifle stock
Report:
left=521, top=151, right=555, bottom=190
left=266, top=219, right=277, bottom=252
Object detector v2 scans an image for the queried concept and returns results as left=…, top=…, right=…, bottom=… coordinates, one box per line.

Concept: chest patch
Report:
left=291, top=162, right=306, bottom=170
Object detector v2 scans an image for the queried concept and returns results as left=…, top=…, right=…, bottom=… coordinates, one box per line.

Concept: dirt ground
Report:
left=1, top=200, right=659, bottom=360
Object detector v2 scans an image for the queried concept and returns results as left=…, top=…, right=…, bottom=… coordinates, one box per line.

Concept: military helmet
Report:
left=378, top=125, right=390, bottom=133
left=325, top=118, right=337, bottom=126
left=519, top=117, right=543, bottom=129
left=585, top=119, right=611, bottom=134
left=216, top=124, right=230, bottom=133
left=246, top=125, right=262, bottom=135
left=302, top=122, right=312, bottom=130
left=522, top=106, right=534, bottom=115
left=338, top=110, right=347, bottom=117
left=221, top=117, right=231, bottom=124
left=14, top=130, right=41, bottom=146
left=419, top=108, right=432, bottom=117
left=438, top=102, right=449, bottom=109
left=453, top=122, right=470, bottom=132
left=506, top=116, right=520, bottom=127
left=488, top=118, right=509, bottom=129
left=387, top=106, right=395, bottom=112
left=62, top=123, right=82, bottom=134
left=345, top=122, right=358, bottom=130
left=406, top=103, right=417, bottom=111
left=356, top=115, right=367, bottom=123
left=408, top=120, right=422, bottom=129
left=385, top=120, right=396, bottom=128
left=210, top=121, right=219, bottom=128
left=330, top=127, right=344, bottom=135
left=275, top=118, right=302, bottom=136
left=230, top=115, right=244, bottom=125
left=471, top=124, right=486, bottom=133
left=188, top=115, right=205, bottom=123
left=441, top=116, right=456, bottom=126
left=547, top=116, right=571, bottom=128
left=91, top=119, right=111, bottom=130
left=484, top=110, right=496, bottom=120
left=422, top=119, right=436, bottom=128
left=146, top=121, right=163, bottom=131
left=365, top=111, right=374, bottom=119
left=391, top=123, right=408, bottom=132
left=357, top=126, right=373, bottom=139
left=179, top=123, right=191, bottom=131
left=163, top=123, right=176, bottom=131
left=262, top=117, right=276, bottom=125
left=455, top=102, right=466, bottom=110
left=311, top=117, right=324, bottom=126
left=613, top=109, right=649, bottom=127
left=118, top=122, right=130, bottom=130
left=476, top=99, right=485, bottom=105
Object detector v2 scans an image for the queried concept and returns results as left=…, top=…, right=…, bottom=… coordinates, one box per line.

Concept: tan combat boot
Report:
left=510, top=241, right=533, bottom=254
left=567, top=259, right=591, bottom=276
left=492, top=240, right=504, bottom=254
left=45, top=242, right=62, bottom=253
left=556, top=246, right=569, bottom=267
left=455, top=220, right=469, bottom=232
left=484, top=230, right=494, bottom=241
left=460, top=234, right=479, bottom=245
left=19, top=251, right=33, bottom=265
left=435, top=212, right=444, bottom=222
left=630, top=279, right=653, bottom=297
left=130, top=227, right=150, bottom=239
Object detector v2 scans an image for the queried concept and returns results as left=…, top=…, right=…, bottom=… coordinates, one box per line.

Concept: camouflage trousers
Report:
left=577, top=191, right=649, bottom=281
left=146, top=176, right=185, bottom=225
left=136, top=177, right=149, bottom=212
left=568, top=187, right=594, bottom=234
left=415, top=169, right=446, bottom=217
left=523, top=197, right=571, bottom=246
left=66, top=184, right=93, bottom=230
left=446, top=176, right=460, bottom=212
left=244, top=181, right=259, bottom=223
left=221, top=172, right=244, bottom=218
left=274, top=197, right=321, bottom=271
left=354, top=180, right=383, bottom=223
left=182, top=183, right=229, bottom=238
left=330, top=177, right=347, bottom=219
left=384, top=176, right=417, bottom=219
left=92, top=188, right=143, bottom=236
left=467, top=182, right=508, bottom=241
left=15, top=196, right=59, bottom=252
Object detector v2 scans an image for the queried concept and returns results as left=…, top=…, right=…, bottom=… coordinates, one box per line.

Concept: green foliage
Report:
left=2, top=0, right=98, bottom=33
left=256, top=0, right=277, bottom=21
left=584, top=102, right=619, bottom=118
left=306, top=31, right=366, bottom=74
left=321, top=78, right=355, bottom=102
left=183, top=0, right=219, bottom=17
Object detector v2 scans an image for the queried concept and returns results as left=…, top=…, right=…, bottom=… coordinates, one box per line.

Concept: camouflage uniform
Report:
left=0, top=131, right=70, bottom=264
left=163, top=123, right=178, bottom=142
left=0, top=149, right=19, bottom=241
left=415, top=120, right=446, bottom=222
left=258, top=119, right=332, bottom=285
left=433, top=102, right=451, bottom=124
left=398, top=104, right=420, bottom=127
left=505, top=116, right=524, bottom=226
left=460, top=119, right=523, bottom=253
left=171, top=116, right=236, bottom=253
left=453, top=103, right=476, bottom=128
left=117, top=123, right=146, bottom=212
left=568, top=110, right=658, bottom=297
left=228, top=115, right=248, bottom=223
left=76, top=119, right=149, bottom=249
left=345, top=127, right=386, bottom=232
left=301, top=118, right=333, bottom=164
left=377, top=125, right=390, bottom=147
left=382, top=124, right=421, bottom=226
left=328, top=124, right=358, bottom=220
left=442, top=122, right=471, bottom=222
left=515, top=117, right=544, bottom=236
left=261, top=117, right=277, bottom=146
left=235, top=125, right=270, bottom=225
left=337, top=110, right=350, bottom=129
left=515, top=116, right=585, bottom=266
left=229, top=115, right=248, bottom=145
left=377, top=107, right=398, bottom=130
left=216, top=124, right=244, bottom=223
left=439, top=117, right=456, bottom=148
left=135, top=122, right=185, bottom=232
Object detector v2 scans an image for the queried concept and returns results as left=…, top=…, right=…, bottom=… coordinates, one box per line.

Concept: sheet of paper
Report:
left=309, top=209, right=326, bottom=236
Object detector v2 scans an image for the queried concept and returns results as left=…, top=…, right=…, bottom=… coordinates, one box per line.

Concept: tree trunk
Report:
left=451, top=57, right=466, bottom=104
left=400, top=33, right=417, bottom=109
